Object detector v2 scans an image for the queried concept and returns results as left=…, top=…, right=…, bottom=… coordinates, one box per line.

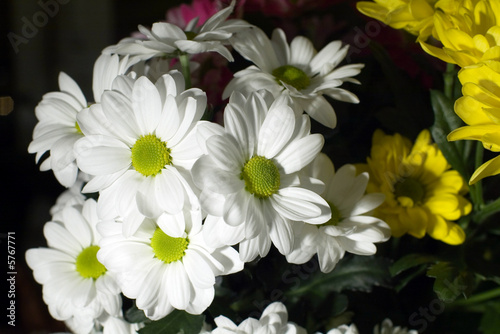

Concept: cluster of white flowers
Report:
left=27, top=1, right=393, bottom=333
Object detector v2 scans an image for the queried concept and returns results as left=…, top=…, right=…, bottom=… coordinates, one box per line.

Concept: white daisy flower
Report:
left=28, top=71, right=87, bottom=187
left=373, top=319, right=418, bottom=334
left=223, top=27, right=364, bottom=128
left=96, top=210, right=244, bottom=321
left=74, top=71, right=206, bottom=237
left=25, top=199, right=122, bottom=333
left=28, top=54, right=139, bottom=187
left=192, top=90, right=330, bottom=261
left=286, top=154, right=391, bottom=273
left=103, top=0, right=250, bottom=62
left=211, top=302, right=306, bottom=334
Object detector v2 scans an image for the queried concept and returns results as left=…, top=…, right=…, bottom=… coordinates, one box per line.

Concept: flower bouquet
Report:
left=25, top=0, right=500, bottom=333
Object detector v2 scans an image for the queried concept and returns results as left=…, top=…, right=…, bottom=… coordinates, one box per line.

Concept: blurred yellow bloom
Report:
left=420, top=0, right=500, bottom=67
left=360, top=129, right=471, bottom=245
left=448, top=60, right=500, bottom=183
left=356, top=0, right=439, bottom=41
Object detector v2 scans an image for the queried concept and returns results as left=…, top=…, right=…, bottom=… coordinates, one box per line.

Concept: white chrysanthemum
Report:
left=192, top=90, right=330, bottom=262
left=211, top=302, right=306, bottom=334
left=373, top=319, right=418, bottom=334
left=74, top=71, right=206, bottom=237
left=287, top=154, right=391, bottom=273
left=103, top=1, right=249, bottom=62
left=28, top=54, right=139, bottom=187
left=223, top=27, right=364, bottom=128
left=96, top=210, right=243, bottom=321
left=25, top=199, right=122, bottom=334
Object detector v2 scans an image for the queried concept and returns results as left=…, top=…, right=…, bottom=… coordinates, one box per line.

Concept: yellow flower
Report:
left=360, top=129, right=471, bottom=245
left=448, top=60, right=500, bottom=183
left=356, top=0, right=439, bottom=41
left=420, top=0, right=500, bottom=67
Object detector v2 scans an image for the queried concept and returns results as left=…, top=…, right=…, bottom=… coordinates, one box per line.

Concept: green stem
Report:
left=469, top=143, right=484, bottom=209
left=178, top=53, right=192, bottom=89
left=474, top=197, right=500, bottom=224
left=444, top=63, right=456, bottom=99
left=452, top=287, right=500, bottom=308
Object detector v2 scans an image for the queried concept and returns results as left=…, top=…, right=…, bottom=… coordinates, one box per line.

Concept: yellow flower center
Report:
left=321, top=201, right=342, bottom=227
left=241, top=156, right=281, bottom=198
left=151, top=227, right=189, bottom=264
left=131, top=134, right=171, bottom=177
left=75, top=245, right=107, bottom=279
left=185, top=31, right=197, bottom=40
left=272, top=65, right=310, bottom=90
left=394, top=177, right=425, bottom=205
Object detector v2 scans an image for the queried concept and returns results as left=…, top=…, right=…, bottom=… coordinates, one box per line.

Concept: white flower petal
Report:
left=133, top=76, right=162, bottom=133
left=166, top=261, right=192, bottom=310
left=289, top=36, right=315, bottom=68
left=257, top=103, right=295, bottom=158
left=183, top=249, right=216, bottom=289
left=269, top=215, right=294, bottom=255
left=275, top=133, right=324, bottom=174
left=157, top=211, right=186, bottom=238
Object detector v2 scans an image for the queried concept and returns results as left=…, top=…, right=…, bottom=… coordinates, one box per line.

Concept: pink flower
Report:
left=166, top=0, right=221, bottom=28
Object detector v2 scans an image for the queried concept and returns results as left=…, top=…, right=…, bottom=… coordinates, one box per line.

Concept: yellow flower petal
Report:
left=483, top=45, right=500, bottom=61
left=440, top=222, right=466, bottom=245
left=486, top=25, right=500, bottom=46
left=454, top=95, right=495, bottom=125
left=472, top=34, right=491, bottom=53
left=461, top=82, right=500, bottom=109
left=410, top=0, right=434, bottom=19
left=473, top=0, right=496, bottom=32
left=470, top=154, right=500, bottom=184
left=419, top=41, right=456, bottom=64
left=448, top=124, right=500, bottom=146
left=426, top=214, right=449, bottom=240
left=458, top=61, right=500, bottom=94
left=356, top=2, right=390, bottom=23
left=400, top=207, right=428, bottom=238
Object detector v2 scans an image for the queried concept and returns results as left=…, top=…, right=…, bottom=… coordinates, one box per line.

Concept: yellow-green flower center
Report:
left=151, top=227, right=189, bottom=264
left=75, top=245, right=106, bottom=279
left=131, top=134, right=171, bottom=177
left=322, top=201, right=342, bottom=227
left=75, top=121, right=83, bottom=135
left=272, top=65, right=310, bottom=90
left=241, top=156, right=281, bottom=198
left=394, top=177, right=425, bottom=204
left=185, top=31, right=197, bottom=40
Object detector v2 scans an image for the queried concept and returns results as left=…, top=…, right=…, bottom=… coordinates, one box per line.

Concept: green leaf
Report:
left=285, top=255, right=392, bottom=299
left=390, top=253, right=438, bottom=277
left=430, top=89, right=469, bottom=180
left=480, top=303, right=500, bottom=334
left=427, top=262, right=475, bottom=303
left=138, top=310, right=204, bottom=334
left=125, top=303, right=149, bottom=324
